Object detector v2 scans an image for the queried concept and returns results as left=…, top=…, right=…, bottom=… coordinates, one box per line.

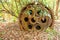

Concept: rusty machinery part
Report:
left=19, top=2, right=54, bottom=32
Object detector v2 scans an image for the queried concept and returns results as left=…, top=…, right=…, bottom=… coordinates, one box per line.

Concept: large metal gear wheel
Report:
left=19, top=2, right=54, bottom=32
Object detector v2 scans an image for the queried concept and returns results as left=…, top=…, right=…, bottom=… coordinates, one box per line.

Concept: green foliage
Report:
left=46, top=27, right=57, bottom=35
left=0, top=38, right=2, bottom=40
left=0, top=0, right=56, bottom=17
left=46, top=27, right=57, bottom=40
left=0, top=0, right=34, bottom=18
left=41, top=0, right=56, bottom=9
left=0, top=0, right=56, bottom=21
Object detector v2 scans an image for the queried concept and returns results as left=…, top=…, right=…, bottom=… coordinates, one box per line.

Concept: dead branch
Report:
left=0, top=0, right=18, bottom=18
left=55, top=0, right=59, bottom=19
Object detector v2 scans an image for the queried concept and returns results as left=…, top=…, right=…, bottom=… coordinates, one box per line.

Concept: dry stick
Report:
left=5, top=0, right=14, bottom=20
left=15, top=0, right=19, bottom=14
left=0, top=0, right=18, bottom=18
left=55, top=0, right=59, bottom=19
left=0, top=9, right=18, bottom=18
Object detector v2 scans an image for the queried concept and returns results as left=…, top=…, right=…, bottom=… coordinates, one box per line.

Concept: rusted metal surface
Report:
left=19, top=2, right=54, bottom=31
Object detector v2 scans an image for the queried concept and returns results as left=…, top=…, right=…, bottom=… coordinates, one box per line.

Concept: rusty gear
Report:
left=19, top=2, right=54, bottom=32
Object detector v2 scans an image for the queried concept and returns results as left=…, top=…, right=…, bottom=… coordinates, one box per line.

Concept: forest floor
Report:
left=0, top=19, right=60, bottom=40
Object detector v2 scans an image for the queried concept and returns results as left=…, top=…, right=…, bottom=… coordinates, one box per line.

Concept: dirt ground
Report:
left=0, top=20, right=60, bottom=40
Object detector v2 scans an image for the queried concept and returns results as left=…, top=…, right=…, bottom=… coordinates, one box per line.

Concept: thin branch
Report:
left=15, top=0, right=19, bottom=13
left=0, top=0, right=18, bottom=18
left=0, top=0, right=10, bottom=13
left=0, top=9, right=18, bottom=18
left=55, top=0, right=59, bottom=19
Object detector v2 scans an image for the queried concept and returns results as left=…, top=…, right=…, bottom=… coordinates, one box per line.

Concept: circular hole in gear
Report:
left=24, top=17, right=28, bottom=22
left=41, top=18, right=46, bottom=23
left=37, top=10, right=41, bottom=15
left=31, top=18, right=36, bottom=23
left=28, top=24, right=32, bottom=29
left=29, top=10, right=32, bottom=15
left=36, top=25, right=41, bottom=30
